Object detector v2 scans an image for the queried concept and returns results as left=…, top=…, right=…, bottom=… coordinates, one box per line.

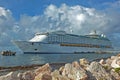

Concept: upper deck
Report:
left=29, top=30, right=110, bottom=44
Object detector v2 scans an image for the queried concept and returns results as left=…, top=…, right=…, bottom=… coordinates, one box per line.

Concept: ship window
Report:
left=31, top=43, right=34, bottom=45
left=34, top=49, right=37, bottom=51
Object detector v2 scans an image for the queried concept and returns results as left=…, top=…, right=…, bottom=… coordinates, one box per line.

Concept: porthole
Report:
left=34, top=49, right=37, bottom=51
left=31, top=43, right=34, bottom=45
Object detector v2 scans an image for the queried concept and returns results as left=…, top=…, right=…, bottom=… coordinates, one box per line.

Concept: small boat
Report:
left=1, top=50, right=16, bottom=56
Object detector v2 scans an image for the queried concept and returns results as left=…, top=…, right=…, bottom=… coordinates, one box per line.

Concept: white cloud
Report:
left=0, top=7, right=10, bottom=16
left=43, top=4, right=112, bottom=35
left=0, top=7, right=15, bottom=46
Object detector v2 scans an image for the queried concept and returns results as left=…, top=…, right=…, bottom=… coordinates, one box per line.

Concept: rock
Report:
left=22, top=71, right=35, bottom=80
left=117, top=54, right=120, bottom=57
left=35, top=63, right=52, bottom=75
left=62, top=63, right=88, bottom=80
left=34, top=73, right=52, bottom=80
left=0, top=72, right=20, bottom=80
left=41, top=73, right=52, bottom=80
left=79, top=58, right=89, bottom=68
left=59, top=66, right=64, bottom=74
left=111, top=56, right=117, bottom=60
left=110, top=69, right=120, bottom=80
left=51, top=70, right=70, bottom=80
left=106, top=58, right=113, bottom=66
left=87, top=61, right=113, bottom=80
left=34, top=63, right=52, bottom=80
left=72, top=61, right=80, bottom=68
left=111, top=57, right=120, bottom=68
left=99, top=59, right=106, bottom=65
left=17, top=73, right=23, bottom=80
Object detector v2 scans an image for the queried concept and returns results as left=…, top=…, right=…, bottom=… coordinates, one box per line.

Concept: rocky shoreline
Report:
left=1, top=54, right=120, bottom=80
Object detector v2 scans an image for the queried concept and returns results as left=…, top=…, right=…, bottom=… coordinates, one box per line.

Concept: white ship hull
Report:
left=14, top=41, right=112, bottom=54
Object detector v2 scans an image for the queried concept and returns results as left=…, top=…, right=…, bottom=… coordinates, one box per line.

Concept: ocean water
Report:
left=0, top=46, right=119, bottom=67
left=0, top=51, right=118, bottom=67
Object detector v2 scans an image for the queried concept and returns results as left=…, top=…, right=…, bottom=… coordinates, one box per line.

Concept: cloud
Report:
left=44, top=4, right=112, bottom=34
left=0, top=2, right=120, bottom=49
left=0, top=7, right=14, bottom=31
left=0, top=7, right=15, bottom=46
left=107, top=1, right=120, bottom=48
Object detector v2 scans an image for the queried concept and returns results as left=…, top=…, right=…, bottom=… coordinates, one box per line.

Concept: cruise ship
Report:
left=13, top=30, right=113, bottom=54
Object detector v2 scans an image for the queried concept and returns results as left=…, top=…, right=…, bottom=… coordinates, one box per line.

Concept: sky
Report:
left=0, top=0, right=120, bottom=49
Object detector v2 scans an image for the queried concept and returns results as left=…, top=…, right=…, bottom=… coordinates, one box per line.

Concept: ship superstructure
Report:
left=13, top=30, right=113, bottom=54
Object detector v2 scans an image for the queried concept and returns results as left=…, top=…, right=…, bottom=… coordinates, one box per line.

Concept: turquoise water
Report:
left=0, top=52, right=118, bottom=67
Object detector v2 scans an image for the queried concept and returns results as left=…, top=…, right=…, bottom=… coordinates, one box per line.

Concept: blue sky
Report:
left=0, top=0, right=118, bottom=20
left=0, top=0, right=120, bottom=49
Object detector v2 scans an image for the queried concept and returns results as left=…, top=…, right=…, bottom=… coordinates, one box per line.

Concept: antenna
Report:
left=70, top=29, right=73, bottom=33
left=94, top=30, right=96, bottom=34
left=69, top=27, right=73, bottom=33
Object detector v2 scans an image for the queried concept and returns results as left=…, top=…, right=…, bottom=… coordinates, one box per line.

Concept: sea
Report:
left=0, top=46, right=119, bottom=67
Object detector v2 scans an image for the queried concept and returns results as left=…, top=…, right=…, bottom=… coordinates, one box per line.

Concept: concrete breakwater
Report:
left=1, top=54, right=120, bottom=80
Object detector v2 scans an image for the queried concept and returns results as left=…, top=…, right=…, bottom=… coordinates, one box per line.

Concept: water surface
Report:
left=0, top=52, right=118, bottom=67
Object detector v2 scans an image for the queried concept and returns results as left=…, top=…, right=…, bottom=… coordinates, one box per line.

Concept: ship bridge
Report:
left=29, top=33, right=48, bottom=42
